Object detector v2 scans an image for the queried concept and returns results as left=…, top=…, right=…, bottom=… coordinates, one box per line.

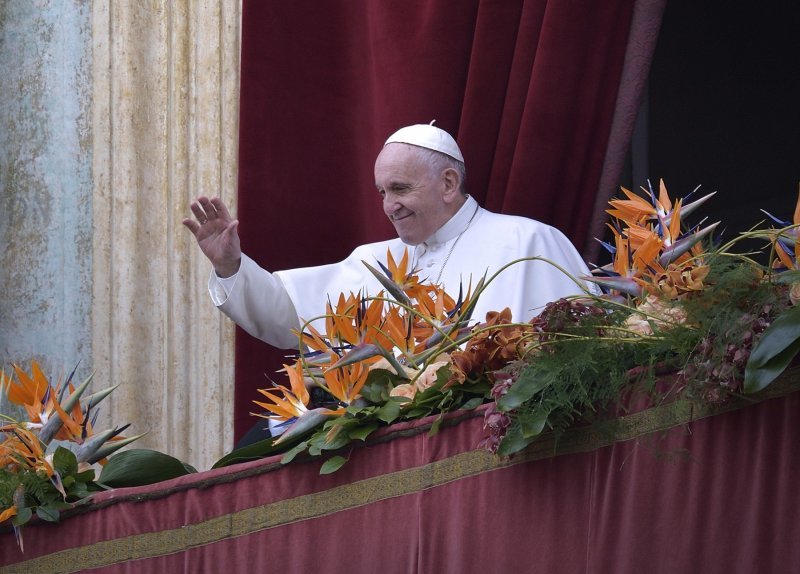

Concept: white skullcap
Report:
left=384, top=121, right=464, bottom=163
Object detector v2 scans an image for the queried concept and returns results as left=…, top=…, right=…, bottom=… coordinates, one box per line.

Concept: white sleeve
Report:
left=207, top=253, right=302, bottom=349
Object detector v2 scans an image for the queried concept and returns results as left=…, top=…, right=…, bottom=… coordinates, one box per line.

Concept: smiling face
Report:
left=374, top=143, right=465, bottom=245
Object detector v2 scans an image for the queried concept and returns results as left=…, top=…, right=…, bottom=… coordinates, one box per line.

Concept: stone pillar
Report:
left=91, top=1, right=240, bottom=470
left=0, top=1, right=240, bottom=471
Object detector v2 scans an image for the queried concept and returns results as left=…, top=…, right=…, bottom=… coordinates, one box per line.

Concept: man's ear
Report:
left=441, top=167, right=461, bottom=203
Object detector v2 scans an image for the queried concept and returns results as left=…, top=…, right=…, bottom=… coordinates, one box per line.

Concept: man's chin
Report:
left=394, top=229, right=422, bottom=246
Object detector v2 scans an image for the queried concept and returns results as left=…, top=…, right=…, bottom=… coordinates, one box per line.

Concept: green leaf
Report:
left=53, top=446, right=78, bottom=478
left=348, top=423, right=378, bottom=441
left=496, top=425, right=529, bottom=456
left=319, top=456, right=348, bottom=475
left=212, top=435, right=287, bottom=469
left=36, top=505, right=61, bottom=522
left=773, top=270, right=800, bottom=285
left=317, top=430, right=351, bottom=452
left=376, top=398, right=404, bottom=424
left=744, top=305, right=800, bottom=393
left=360, top=370, right=398, bottom=403
left=460, top=397, right=485, bottom=410
left=428, top=415, right=443, bottom=437
left=519, top=409, right=550, bottom=439
left=280, top=441, right=309, bottom=465
left=497, top=369, right=556, bottom=411
left=98, top=449, right=195, bottom=488
left=12, top=507, right=32, bottom=527
left=273, top=409, right=331, bottom=446
left=75, top=469, right=97, bottom=483
left=405, top=407, right=433, bottom=418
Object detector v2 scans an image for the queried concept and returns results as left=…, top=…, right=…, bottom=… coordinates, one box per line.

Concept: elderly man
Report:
left=184, top=124, right=592, bottom=349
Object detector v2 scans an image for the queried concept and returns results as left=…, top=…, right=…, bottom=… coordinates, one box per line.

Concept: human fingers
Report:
left=209, top=196, right=233, bottom=221
left=182, top=217, right=201, bottom=235
left=189, top=200, right=209, bottom=224
left=198, top=196, right=220, bottom=222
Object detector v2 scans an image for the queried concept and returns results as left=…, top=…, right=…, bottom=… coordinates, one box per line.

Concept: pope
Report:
left=183, top=123, right=594, bottom=349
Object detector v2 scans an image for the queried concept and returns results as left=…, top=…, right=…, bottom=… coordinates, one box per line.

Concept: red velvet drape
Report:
left=235, top=0, right=639, bottom=440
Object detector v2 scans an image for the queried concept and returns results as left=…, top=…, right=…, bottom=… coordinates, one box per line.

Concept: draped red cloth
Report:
left=234, top=0, right=661, bottom=440
left=2, top=373, right=799, bottom=573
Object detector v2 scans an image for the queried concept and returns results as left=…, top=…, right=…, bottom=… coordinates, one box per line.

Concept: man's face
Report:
left=374, top=144, right=459, bottom=245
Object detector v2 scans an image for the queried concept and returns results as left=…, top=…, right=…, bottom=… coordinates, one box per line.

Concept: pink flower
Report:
left=389, top=383, right=417, bottom=402
left=415, top=360, right=449, bottom=392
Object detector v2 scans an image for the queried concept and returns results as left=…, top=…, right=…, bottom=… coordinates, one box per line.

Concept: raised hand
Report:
left=182, top=196, right=242, bottom=277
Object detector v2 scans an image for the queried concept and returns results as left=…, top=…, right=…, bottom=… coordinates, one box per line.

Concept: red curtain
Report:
left=235, top=0, right=648, bottom=440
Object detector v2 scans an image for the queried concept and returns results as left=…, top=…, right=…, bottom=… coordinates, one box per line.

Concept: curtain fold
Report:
left=235, top=0, right=656, bottom=441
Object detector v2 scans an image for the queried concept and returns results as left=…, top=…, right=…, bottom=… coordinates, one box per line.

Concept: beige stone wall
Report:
left=91, top=1, right=240, bottom=470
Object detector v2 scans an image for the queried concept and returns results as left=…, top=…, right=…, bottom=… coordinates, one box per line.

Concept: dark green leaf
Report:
left=319, top=456, right=348, bottom=474
left=744, top=305, right=800, bottom=393
left=68, top=483, right=92, bottom=500
left=280, top=441, right=309, bottom=465
left=405, top=407, right=433, bottom=418
left=460, top=397, right=485, bottom=410
left=360, top=370, right=400, bottom=403
left=317, top=430, right=352, bottom=451
left=497, top=369, right=556, bottom=411
left=496, top=425, right=529, bottom=456
left=53, top=446, right=78, bottom=478
left=744, top=337, right=800, bottom=393
left=75, top=469, right=96, bottom=483
left=98, top=449, right=195, bottom=488
left=213, top=432, right=297, bottom=469
left=773, top=270, right=800, bottom=284
left=36, top=505, right=61, bottom=522
left=348, top=423, right=378, bottom=441
left=519, top=409, right=550, bottom=439
left=428, top=415, right=443, bottom=437
left=12, top=507, right=32, bottom=527
left=376, top=398, right=404, bottom=423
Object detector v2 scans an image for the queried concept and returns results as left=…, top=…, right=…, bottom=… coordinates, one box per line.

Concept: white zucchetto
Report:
left=384, top=122, right=464, bottom=163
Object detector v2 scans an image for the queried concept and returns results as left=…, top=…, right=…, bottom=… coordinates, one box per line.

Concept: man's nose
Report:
left=383, top=195, right=400, bottom=216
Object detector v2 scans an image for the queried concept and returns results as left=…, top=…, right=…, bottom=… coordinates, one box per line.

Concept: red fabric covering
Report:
left=3, top=387, right=799, bottom=573
left=234, top=0, right=641, bottom=440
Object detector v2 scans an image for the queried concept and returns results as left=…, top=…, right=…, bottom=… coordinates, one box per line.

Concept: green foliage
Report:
left=744, top=304, right=800, bottom=392
left=0, top=447, right=99, bottom=529
left=97, top=449, right=196, bottom=488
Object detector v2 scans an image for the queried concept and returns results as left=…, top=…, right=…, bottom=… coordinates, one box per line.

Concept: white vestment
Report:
left=210, top=196, right=593, bottom=349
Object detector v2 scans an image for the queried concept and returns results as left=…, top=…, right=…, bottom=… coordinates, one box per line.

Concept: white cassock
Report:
left=210, top=196, right=594, bottom=350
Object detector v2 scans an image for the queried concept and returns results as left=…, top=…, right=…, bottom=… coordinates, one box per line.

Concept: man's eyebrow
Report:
left=377, top=180, right=412, bottom=190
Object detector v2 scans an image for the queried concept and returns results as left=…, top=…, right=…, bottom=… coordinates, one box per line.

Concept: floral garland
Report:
left=3, top=181, right=797, bottom=543
left=214, top=181, right=800, bottom=471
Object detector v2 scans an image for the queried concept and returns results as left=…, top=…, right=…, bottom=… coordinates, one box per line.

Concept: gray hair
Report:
left=413, top=147, right=467, bottom=195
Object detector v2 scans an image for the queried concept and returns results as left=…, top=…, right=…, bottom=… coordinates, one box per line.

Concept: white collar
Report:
left=421, top=195, right=480, bottom=247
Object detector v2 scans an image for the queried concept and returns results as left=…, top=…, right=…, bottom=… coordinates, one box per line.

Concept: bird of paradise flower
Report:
left=252, top=247, right=482, bottom=448
left=587, top=180, right=718, bottom=300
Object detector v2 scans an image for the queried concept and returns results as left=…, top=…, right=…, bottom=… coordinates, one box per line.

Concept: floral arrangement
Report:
left=4, top=181, right=796, bottom=545
left=215, top=181, right=800, bottom=471
left=1, top=363, right=196, bottom=548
